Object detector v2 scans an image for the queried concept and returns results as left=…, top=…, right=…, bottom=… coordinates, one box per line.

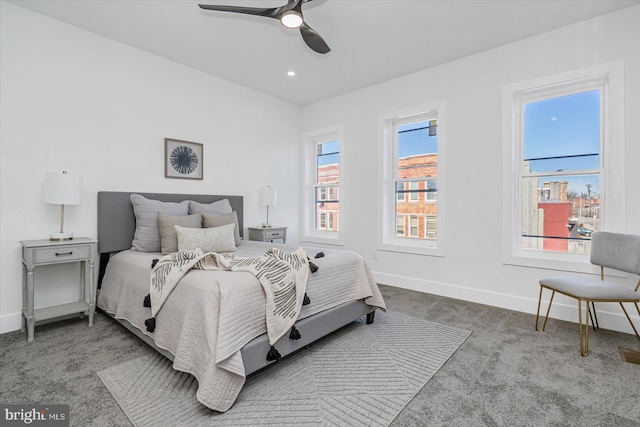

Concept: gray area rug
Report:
left=97, top=311, right=470, bottom=426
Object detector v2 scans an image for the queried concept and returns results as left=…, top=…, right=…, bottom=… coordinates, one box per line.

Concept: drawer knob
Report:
left=55, top=251, right=73, bottom=256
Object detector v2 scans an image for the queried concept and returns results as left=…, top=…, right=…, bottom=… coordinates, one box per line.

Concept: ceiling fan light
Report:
left=280, top=11, right=303, bottom=28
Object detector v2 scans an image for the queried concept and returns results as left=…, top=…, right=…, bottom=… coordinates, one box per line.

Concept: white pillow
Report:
left=175, top=223, right=237, bottom=253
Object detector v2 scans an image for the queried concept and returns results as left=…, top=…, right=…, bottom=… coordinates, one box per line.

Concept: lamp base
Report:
left=50, top=232, right=73, bottom=241
left=262, top=223, right=272, bottom=228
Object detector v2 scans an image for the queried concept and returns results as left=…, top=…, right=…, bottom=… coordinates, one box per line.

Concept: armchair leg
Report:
left=540, top=290, right=555, bottom=332
left=589, top=302, right=600, bottom=331
left=579, top=300, right=591, bottom=357
left=535, top=286, right=555, bottom=332
left=535, top=286, right=544, bottom=331
left=619, top=302, right=640, bottom=341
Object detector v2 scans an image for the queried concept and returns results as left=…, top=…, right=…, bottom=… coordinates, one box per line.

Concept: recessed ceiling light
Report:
left=287, top=71, right=296, bottom=77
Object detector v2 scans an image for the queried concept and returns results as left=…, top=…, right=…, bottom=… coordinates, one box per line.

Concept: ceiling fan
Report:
left=198, top=0, right=331, bottom=54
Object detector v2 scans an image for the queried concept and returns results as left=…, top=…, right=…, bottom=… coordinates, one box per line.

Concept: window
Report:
left=303, top=127, right=344, bottom=245
left=502, top=62, right=625, bottom=271
left=520, top=89, right=602, bottom=254
left=409, top=181, right=419, bottom=202
left=409, top=216, right=419, bottom=237
left=425, top=216, right=437, bottom=239
left=379, top=102, right=446, bottom=256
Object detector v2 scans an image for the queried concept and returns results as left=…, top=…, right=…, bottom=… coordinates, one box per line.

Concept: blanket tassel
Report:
left=309, top=261, right=319, bottom=273
left=303, top=293, right=310, bottom=305
left=143, top=294, right=151, bottom=308
left=289, top=325, right=301, bottom=340
left=151, top=258, right=159, bottom=269
left=266, top=345, right=281, bottom=362
left=144, top=317, right=156, bottom=332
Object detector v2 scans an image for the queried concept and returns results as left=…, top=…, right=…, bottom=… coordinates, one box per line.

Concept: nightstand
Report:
left=248, top=226, right=287, bottom=243
left=20, top=237, right=97, bottom=342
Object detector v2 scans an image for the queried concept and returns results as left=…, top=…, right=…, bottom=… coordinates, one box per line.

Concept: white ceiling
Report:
left=10, top=0, right=640, bottom=106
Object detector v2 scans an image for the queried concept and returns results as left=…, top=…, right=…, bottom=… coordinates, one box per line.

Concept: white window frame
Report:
left=378, top=101, right=447, bottom=256
left=502, top=62, right=625, bottom=273
left=302, top=126, right=344, bottom=245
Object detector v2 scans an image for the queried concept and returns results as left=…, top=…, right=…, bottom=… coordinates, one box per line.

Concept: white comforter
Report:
left=97, top=241, right=386, bottom=412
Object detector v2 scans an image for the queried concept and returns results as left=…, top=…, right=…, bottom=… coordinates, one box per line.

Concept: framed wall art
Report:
left=164, top=138, right=203, bottom=180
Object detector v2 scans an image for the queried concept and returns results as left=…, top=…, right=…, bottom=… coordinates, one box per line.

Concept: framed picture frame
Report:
left=164, top=138, right=203, bottom=180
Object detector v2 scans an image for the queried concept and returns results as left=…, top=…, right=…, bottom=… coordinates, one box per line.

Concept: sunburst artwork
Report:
left=164, top=138, right=203, bottom=180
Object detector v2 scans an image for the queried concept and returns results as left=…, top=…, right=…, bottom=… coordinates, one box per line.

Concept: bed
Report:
left=96, top=191, right=386, bottom=412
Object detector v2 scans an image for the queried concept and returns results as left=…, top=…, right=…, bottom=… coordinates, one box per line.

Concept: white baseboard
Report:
left=0, top=312, right=22, bottom=334
left=373, top=271, right=639, bottom=336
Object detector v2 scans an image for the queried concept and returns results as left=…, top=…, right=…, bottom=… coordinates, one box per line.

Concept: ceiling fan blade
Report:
left=300, top=23, right=331, bottom=54
left=198, top=4, right=279, bottom=19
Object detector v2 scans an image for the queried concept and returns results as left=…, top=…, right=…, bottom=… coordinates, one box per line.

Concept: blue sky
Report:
left=317, top=141, right=340, bottom=166
left=397, top=120, right=438, bottom=158
left=524, top=89, right=601, bottom=194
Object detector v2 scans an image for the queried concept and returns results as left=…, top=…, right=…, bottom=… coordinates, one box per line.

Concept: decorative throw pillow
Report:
left=202, top=211, right=241, bottom=246
left=176, top=223, right=237, bottom=253
left=188, top=199, right=233, bottom=215
left=130, top=194, right=189, bottom=252
left=158, top=213, right=202, bottom=255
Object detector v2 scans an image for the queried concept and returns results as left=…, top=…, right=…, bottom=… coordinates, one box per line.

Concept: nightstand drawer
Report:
left=265, top=230, right=284, bottom=240
left=34, top=245, right=90, bottom=264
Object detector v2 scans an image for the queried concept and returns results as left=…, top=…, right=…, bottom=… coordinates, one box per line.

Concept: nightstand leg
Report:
left=21, top=264, right=27, bottom=333
left=79, top=261, right=86, bottom=319
left=26, top=268, right=35, bottom=342
left=88, top=259, right=95, bottom=327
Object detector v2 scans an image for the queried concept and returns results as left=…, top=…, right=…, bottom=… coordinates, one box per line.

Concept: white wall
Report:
left=0, top=2, right=302, bottom=333
left=302, top=6, right=640, bottom=333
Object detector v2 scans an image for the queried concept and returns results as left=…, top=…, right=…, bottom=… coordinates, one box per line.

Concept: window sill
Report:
left=301, top=234, right=344, bottom=247
left=378, top=242, right=444, bottom=257
left=502, top=251, right=626, bottom=277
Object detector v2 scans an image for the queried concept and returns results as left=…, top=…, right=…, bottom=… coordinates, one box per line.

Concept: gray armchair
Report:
left=535, top=231, right=640, bottom=356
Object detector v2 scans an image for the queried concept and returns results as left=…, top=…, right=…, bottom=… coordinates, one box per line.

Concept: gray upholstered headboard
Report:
left=97, top=191, right=244, bottom=255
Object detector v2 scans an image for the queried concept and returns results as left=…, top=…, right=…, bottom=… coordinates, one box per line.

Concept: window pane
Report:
left=317, top=141, right=340, bottom=184
left=316, top=202, right=338, bottom=230
left=425, top=216, right=437, bottom=239
left=521, top=174, right=600, bottom=253
left=395, top=180, right=437, bottom=240
left=523, top=90, right=600, bottom=173
left=397, top=120, right=438, bottom=178
left=425, top=180, right=437, bottom=200
left=410, top=216, right=419, bottom=236
left=396, top=215, right=405, bottom=236
left=409, top=181, right=419, bottom=201
left=396, top=182, right=405, bottom=201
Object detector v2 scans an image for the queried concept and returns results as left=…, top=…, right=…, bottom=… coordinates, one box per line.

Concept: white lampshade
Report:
left=259, top=186, right=277, bottom=207
left=44, top=171, right=82, bottom=240
left=44, top=171, right=81, bottom=205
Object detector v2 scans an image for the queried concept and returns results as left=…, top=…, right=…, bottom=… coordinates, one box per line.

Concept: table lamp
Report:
left=259, top=185, right=277, bottom=228
left=44, top=171, right=81, bottom=240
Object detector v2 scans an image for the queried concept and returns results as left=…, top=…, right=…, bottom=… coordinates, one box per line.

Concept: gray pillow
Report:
left=158, top=212, right=202, bottom=255
left=202, top=211, right=241, bottom=246
left=189, top=199, right=232, bottom=215
left=130, top=194, right=189, bottom=252
left=176, top=223, right=237, bottom=253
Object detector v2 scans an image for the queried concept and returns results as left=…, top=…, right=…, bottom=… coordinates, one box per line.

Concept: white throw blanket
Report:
left=150, top=247, right=309, bottom=344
